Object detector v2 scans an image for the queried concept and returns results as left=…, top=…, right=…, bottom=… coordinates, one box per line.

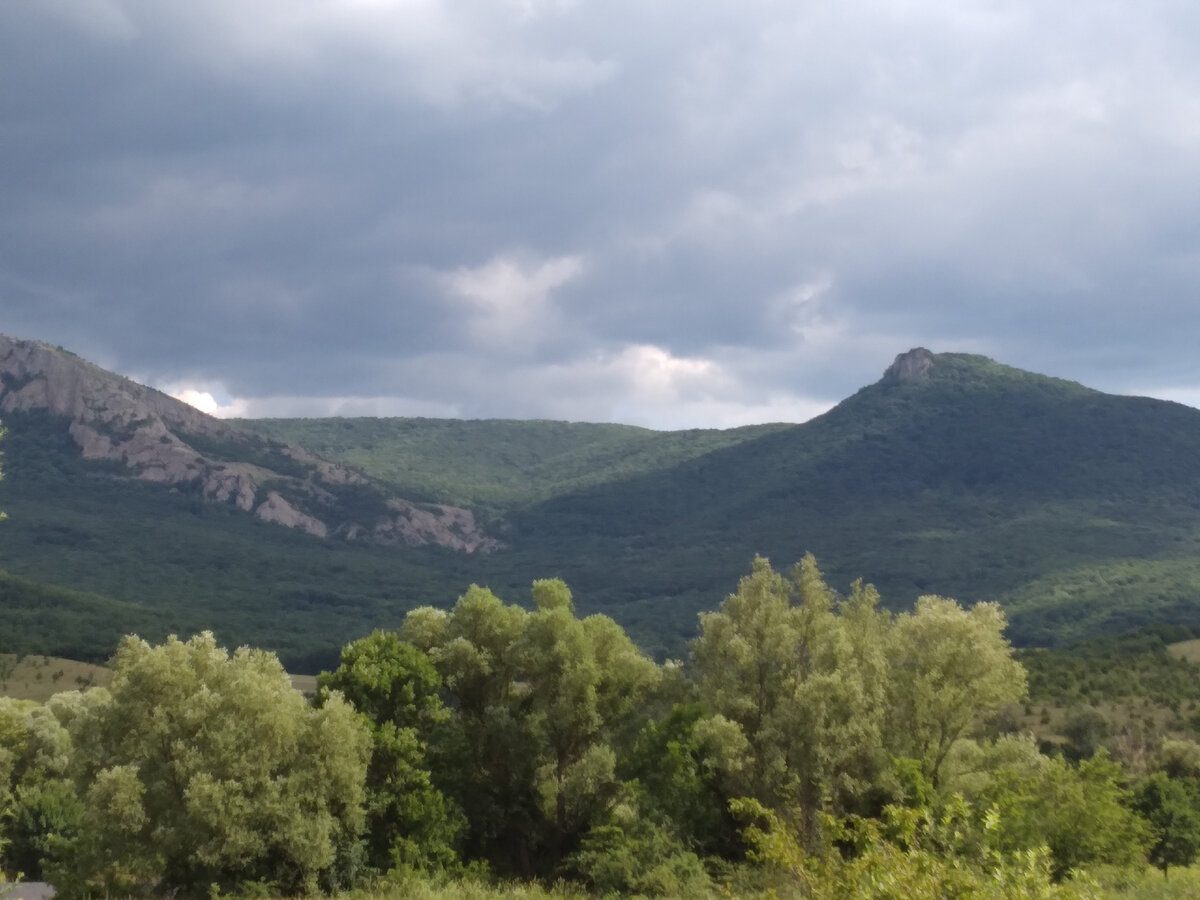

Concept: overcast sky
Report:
left=3, top=1, right=1200, bottom=429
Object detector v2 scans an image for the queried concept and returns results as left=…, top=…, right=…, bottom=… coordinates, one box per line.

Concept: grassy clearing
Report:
left=1166, top=638, right=1200, bottom=664
left=0, top=654, right=109, bottom=701
left=290, top=673, right=319, bottom=694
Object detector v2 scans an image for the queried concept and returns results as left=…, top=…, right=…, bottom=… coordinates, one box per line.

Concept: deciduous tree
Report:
left=887, top=596, right=1027, bottom=785
left=1134, top=771, right=1200, bottom=878
left=981, top=751, right=1151, bottom=879
left=401, top=580, right=660, bottom=874
left=319, top=629, right=462, bottom=873
left=692, top=555, right=889, bottom=844
left=0, top=696, right=79, bottom=878
left=52, top=633, right=369, bottom=898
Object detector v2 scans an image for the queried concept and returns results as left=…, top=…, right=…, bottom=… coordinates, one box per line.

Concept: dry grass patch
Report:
left=0, top=654, right=110, bottom=701
left=1166, top=638, right=1200, bottom=664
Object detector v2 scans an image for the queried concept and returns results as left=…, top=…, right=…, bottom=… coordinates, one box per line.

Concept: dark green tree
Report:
left=619, top=703, right=737, bottom=858
left=318, top=630, right=462, bottom=873
left=403, top=586, right=539, bottom=872
left=1061, top=706, right=1110, bottom=762
left=400, top=580, right=660, bottom=875
left=1134, top=771, right=1200, bottom=878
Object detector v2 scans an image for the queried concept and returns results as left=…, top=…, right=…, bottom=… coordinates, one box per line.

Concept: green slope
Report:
left=497, top=353, right=1200, bottom=646
left=0, top=411, right=479, bottom=670
left=237, top=417, right=789, bottom=514
left=6, top=350, right=1200, bottom=664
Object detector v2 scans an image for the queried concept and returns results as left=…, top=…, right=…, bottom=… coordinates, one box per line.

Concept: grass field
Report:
left=0, top=654, right=109, bottom=702
left=1167, top=638, right=1200, bottom=663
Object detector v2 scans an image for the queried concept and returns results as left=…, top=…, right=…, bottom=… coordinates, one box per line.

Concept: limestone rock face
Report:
left=255, top=492, right=329, bottom=538
left=372, top=499, right=501, bottom=554
left=883, top=347, right=935, bottom=382
left=0, top=334, right=499, bottom=553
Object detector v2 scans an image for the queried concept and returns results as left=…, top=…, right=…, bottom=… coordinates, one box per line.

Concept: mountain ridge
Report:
left=4, top=338, right=1200, bottom=665
left=0, top=334, right=498, bottom=552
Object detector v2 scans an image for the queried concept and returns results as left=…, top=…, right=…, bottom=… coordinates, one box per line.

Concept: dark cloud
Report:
left=3, top=0, right=1200, bottom=427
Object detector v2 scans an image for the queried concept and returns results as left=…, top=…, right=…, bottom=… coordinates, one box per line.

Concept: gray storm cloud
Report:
left=3, top=0, right=1199, bottom=427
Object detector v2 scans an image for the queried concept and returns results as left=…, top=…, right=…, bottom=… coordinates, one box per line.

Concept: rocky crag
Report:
left=0, top=335, right=499, bottom=552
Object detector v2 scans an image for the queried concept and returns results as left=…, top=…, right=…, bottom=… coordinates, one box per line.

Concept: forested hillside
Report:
left=7, top=341, right=1200, bottom=665
left=0, top=409, right=468, bottom=670
left=248, top=349, right=1200, bottom=650
left=240, top=416, right=788, bottom=516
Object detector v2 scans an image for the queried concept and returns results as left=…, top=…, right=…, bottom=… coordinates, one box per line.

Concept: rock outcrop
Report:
left=883, top=347, right=936, bottom=382
left=0, top=335, right=500, bottom=553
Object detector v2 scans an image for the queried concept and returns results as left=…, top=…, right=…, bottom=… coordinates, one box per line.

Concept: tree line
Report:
left=1, top=555, right=1197, bottom=898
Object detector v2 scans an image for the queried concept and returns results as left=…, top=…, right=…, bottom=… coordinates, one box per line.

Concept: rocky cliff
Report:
left=883, top=347, right=935, bottom=382
left=0, top=335, right=499, bottom=553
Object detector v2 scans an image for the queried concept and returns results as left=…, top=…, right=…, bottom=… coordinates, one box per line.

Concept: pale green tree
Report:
left=692, top=556, right=797, bottom=808
left=0, top=696, right=80, bottom=877
left=938, top=734, right=1049, bottom=802
left=51, top=633, right=370, bottom=898
left=692, top=555, right=890, bottom=844
left=518, top=580, right=660, bottom=856
left=886, top=596, right=1027, bottom=785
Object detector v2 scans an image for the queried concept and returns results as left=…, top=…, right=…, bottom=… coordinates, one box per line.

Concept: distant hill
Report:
left=239, top=417, right=790, bottom=518
left=248, top=348, right=1200, bottom=649
left=499, top=349, right=1200, bottom=646
left=5, top=339, right=1200, bottom=665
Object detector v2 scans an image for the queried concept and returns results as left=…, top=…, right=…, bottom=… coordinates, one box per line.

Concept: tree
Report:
left=691, top=556, right=890, bottom=844
left=403, top=585, right=539, bottom=872
left=981, top=751, right=1151, bottom=879
left=0, top=696, right=80, bottom=878
left=886, top=596, right=1027, bottom=785
left=619, top=703, right=739, bottom=857
left=400, top=580, right=660, bottom=875
left=51, top=633, right=370, bottom=898
left=1061, top=706, right=1110, bottom=762
left=520, top=581, right=661, bottom=850
left=318, top=630, right=462, bottom=873
left=1134, top=771, right=1200, bottom=878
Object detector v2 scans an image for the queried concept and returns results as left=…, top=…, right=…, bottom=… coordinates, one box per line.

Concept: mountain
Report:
left=0, top=336, right=497, bottom=552
left=242, top=348, right=1200, bottom=650
left=496, top=348, right=1200, bottom=645
left=4, top=338, right=1200, bottom=666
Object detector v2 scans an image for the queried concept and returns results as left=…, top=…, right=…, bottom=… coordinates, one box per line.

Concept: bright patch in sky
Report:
left=168, top=387, right=247, bottom=418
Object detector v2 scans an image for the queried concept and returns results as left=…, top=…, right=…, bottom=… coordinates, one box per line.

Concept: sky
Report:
left=3, top=0, right=1200, bottom=429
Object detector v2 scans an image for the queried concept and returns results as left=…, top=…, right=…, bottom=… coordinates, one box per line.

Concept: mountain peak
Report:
left=0, top=333, right=499, bottom=553
left=883, top=347, right=936, bottom=382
